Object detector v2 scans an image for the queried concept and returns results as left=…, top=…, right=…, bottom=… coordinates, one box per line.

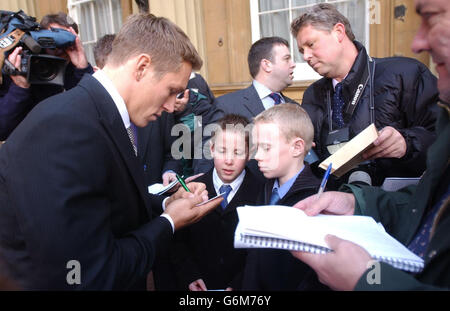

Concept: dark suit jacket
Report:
left=215, top=84, right=297, bottom=122
left=0, top=74, right=172, bottom=290
left=137, top=111, right=182, bottom=186
left=216, top=84, right=298, bottom=182
left=171, top=168, right=264, bottom=290
left=242, top=164, right=329, bottom=291
left=136, top=112, right=183, bottom=291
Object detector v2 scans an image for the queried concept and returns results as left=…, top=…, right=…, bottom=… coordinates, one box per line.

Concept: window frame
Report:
left=67, top=0, right=123, bottom=66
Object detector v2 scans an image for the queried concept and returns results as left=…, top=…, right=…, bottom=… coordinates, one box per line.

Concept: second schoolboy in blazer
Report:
left=242, top=164, right=329, bottom=290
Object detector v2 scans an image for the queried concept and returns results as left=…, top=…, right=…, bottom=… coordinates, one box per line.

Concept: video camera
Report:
left=0, top=10, right=76, bottom=86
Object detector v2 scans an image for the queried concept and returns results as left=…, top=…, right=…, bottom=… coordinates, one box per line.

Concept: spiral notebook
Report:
left=234, top=205, right=424, bottom=273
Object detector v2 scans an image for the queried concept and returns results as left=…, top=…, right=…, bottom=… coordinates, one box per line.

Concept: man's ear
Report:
left=291, top=137, right=305, bottom=157
left=333, top=22, right=347, bottom=43
left=135, top=53, right=152, bottom=81
left=260, top=58, right=272, bottom=73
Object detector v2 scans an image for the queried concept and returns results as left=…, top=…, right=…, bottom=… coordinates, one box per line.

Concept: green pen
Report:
left=176, top=174, right=191, bottom=192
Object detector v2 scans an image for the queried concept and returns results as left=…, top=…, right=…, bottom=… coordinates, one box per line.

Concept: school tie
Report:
left=126, top=123, right=138, bottom=156
left=269, top=188, right=280, bottom=205
left=219, top=184, right=233, bottom=210
left=332, top=83, right=346, bottom=128
left=269, top=92, right=282, bottom=105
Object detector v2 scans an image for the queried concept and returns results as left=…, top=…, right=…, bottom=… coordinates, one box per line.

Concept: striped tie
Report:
left=126, top=125, right=137, bottom=156
left=269, top=92, right=282, bottom=105
left=269, top=188, right=280, bottom=205
left=219, top=184, right=233, bottom=209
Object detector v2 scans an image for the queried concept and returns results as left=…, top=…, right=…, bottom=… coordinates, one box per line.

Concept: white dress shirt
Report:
left=253, top=80, right=285, bottom=110
left=212, top=168, right=246, bottom=204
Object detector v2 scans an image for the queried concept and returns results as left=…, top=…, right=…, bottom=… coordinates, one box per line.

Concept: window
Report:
left=68, top=0, right=123, bottom=66
left=250, top=0, right=369, bottom=81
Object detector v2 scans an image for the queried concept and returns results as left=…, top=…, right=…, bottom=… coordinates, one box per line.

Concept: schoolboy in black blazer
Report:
left=171, top=114, right=264, bottom=290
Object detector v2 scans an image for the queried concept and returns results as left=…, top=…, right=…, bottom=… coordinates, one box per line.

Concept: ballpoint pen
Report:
left=176, top=173, right=191, bottom=193
left=317, top=163, right=332, bottom=199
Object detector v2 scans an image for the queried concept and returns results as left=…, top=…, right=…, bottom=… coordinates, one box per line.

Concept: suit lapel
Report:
left=264, top=179, right=275, bottom=205
left=203, top=170, right=216, bottom=197
left=242, top=85, right=265, bottom=117
left=280, top=92, right=297, bottom=105
left=137, top=122, right=154, bottom=160
left=79, top=76, right=149, bottom=208
left=223, top=172, right=253, bottom=215
left=200, top=170, right=225, bottom=216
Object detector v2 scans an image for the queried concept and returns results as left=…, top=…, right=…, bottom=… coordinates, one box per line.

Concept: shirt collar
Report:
left=93, top=69, right=130, bottom=129
left=272, top=166, right=305, bottom=199
left=332, top=74, right=348, bottom=90
left=332, top=79, right=339, bottom=90
left=213, top=168, right=246, bottom=193
left=253, top=80, right=279, bottom=100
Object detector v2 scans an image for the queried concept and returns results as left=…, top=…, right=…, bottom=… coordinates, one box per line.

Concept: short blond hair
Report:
left=254, top=103, right=314, bottom=152
left=108, top=13, right=202, bottom=76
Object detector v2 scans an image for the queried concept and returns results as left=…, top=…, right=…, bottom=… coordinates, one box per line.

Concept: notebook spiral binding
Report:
left=240, top=233, right=330, bottom=254
left=374, top=255, right=423, bottom=273
left=239, top=234, right=424, bottom=273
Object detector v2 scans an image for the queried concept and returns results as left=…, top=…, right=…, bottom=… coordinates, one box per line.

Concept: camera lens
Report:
left=30, top=57, right=58, bottom=81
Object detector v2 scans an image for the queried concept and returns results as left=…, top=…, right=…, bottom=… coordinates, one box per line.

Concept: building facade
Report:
left=2, top=0, right=431, bottom=102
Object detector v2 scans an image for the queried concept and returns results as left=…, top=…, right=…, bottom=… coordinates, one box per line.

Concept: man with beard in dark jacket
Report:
left=291, top=3, right=439, bottom=187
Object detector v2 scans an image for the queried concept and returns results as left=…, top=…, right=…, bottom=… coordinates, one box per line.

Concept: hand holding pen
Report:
left=176, top=173, right=191, bottom=192
left=164, top=181, right=223, bottom=230
left=292, top=162, right=356, bottom=216
left=165, top=177, right=209, bottom=206
left=317, top=163, right=332, bottom=199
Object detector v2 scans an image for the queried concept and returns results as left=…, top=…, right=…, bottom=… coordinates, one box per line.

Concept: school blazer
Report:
left=171, top=168, right=264, bottom=290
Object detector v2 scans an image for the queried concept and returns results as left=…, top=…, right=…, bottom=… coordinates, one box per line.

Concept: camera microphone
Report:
left=348, top=170, right=372, bottom=186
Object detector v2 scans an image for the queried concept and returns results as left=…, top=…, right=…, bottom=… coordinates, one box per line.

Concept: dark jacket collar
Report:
left=242, top=84, right=298, bottom=117
left=264, top=163, right=321, bottom=205
left=242, top=84, right=266, bottom=117
left=339, top=41, right=370, bottom=103
left=201, top=167, right=259, bottom=215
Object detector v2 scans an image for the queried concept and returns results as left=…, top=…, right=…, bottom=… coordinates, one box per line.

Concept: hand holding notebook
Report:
left=291, top=233, right=374, bottom=291
left=234, top=205, right=424, bottom=273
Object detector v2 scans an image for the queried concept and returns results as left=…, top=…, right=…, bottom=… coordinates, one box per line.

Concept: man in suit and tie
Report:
left=0, top=13, right=222, bottom=290
left=93, top=33, right=182, bottom=188
left=216, top=36, right=297, bottom=121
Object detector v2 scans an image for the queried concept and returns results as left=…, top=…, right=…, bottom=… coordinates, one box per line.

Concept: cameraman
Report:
left=39, top=12, right=93, bottom=90
left=0, top=12, right=93, bottom=141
